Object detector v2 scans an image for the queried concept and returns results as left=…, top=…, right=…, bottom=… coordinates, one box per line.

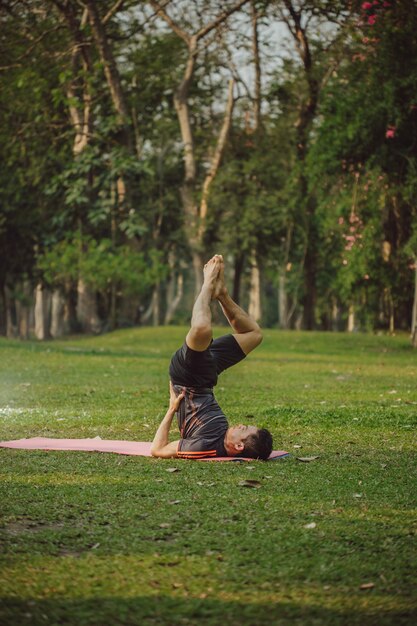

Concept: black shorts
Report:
left=169, top=334, right=246, bottom=389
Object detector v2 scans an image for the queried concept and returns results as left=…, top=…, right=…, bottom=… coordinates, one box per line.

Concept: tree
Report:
left=307, top=0, right=417, bottom=337
left=149, top=0, right=249, bottom=296
left=272, top=0, right=353, bottom=328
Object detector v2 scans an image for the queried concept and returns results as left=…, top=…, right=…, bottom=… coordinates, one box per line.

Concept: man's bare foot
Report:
left=213, top=255, right=228, bottom=300
left=203, top=255, right=221, bottom=294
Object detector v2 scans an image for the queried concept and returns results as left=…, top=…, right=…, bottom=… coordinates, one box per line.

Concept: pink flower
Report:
left=386, top=126, right=396, bottom=139
left=364, top=274, right=369, bottom=280
left=338, top=217, right=344, bottom=225
left=368, top=14, right=377, bottom=25
left=362, top=1, right=373, bottom=9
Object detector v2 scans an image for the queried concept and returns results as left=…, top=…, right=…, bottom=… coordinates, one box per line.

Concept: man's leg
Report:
left=214, top=257, right=262, bottom=355
left=185, top=255, right=221, bottom=352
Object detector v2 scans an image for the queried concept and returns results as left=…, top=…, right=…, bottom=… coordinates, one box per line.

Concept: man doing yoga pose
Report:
left=151, top=254, right=273, bottom=460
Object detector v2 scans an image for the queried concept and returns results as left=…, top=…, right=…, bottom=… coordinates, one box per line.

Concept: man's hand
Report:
left=169, top=381, right=185, bottom=412
left=150, top=383, right=185, bottom=458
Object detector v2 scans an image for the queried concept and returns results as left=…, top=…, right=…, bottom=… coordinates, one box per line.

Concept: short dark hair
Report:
left=243, top=428, right=273, bottom=460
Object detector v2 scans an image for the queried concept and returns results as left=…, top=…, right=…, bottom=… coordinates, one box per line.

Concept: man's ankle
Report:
left=216, top=289, right=230, bottom=304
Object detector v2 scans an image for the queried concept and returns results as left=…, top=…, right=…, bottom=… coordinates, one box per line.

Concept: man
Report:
left=151, top=254, right=273, bottom=460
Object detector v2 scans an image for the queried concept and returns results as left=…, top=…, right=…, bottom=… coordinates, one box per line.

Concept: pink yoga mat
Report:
left=0, top=437, right=288, bottom=462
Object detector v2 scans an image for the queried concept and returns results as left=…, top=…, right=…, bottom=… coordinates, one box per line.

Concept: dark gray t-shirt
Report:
left=169, top=335, right=246, bottom=458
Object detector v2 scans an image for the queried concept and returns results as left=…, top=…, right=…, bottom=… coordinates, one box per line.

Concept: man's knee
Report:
left=254, top=328, right=263, bottom=345
left=186, top=324, right=212, bottom=351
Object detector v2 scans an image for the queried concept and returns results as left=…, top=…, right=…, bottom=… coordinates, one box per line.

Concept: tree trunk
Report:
left=411, top=259, right=417, bottom=346
left=192, top=250, right=204, bottom=297
left=34, top=283, right=51, bottom=340
left=165, top=273, right=184, bottom=325
left=76, top=279, right=101, bottom=333
left=248, top=250, right=261, bottom=322
left=233, top=253, right=245, bottom=305
left=86, top=0, right=131, bottom=226
left=151, top=3, right=244, bottom=297
left=63, top=282, right=78, bottom=334
left=388, top=289, right=395, bottom=334
left=282, top=1, right=321, bottom=330
left=109, top=281, right=117, bottom=331
left=50, top=290, right=65, bottom=338
left=302, top=238, right=317, bottom=329
left=278, top=269, right=288, bottom=329
left=85, top=0, right=129, bottom=123
left=347, top=303, right=355, bottom=332
left=152, top=284, right=160, bottom=327
left=142, top=284, right=160, bottom=326
left=332, top=298, right=340, bottom=332
left=4, top=285, right=17, bottom=338
left=251, top=0, right=261, bottom=132
left=15, top=280, right=32, bottom=340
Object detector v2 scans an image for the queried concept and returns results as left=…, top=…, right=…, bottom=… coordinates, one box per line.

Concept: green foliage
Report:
left=37, top=235, right=166, bottom=296
left=1, top=0, right=416, bottom=333
left=307, top=0, right=417, bottom=328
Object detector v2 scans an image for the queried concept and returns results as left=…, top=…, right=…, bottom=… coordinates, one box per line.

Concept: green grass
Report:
left=0, top=327, right=416, bottom=626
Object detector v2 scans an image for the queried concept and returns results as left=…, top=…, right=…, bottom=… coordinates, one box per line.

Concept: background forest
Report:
left=1, top=0, right=416, bottom=341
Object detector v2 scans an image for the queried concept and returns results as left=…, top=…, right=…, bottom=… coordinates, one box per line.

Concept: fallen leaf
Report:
left=159, top=523, right=170, bottom=528
left=303, top=522, right=316, bottom=529
left=296, top=456, right=320, bottom=462
left=169, top=500, right=181, bottom=505
left=360, top=582, right=375, bottom=590
left=353, top=493, right=363, bottom=498
left=166, top=468, right=180, bottom=473
left=238, top=480, right=261, bottom=489
left=293, top=444, right=302, bottom=449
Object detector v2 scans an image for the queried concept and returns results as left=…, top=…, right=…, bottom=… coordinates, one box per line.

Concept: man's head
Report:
left=224, top=424, right=273, bottom=460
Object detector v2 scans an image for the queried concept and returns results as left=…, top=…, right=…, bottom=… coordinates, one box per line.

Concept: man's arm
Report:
left=150, top=383, right=185, bottom=458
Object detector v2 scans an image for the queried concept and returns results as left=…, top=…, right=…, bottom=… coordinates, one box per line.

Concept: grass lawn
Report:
left=0, top=327, right=416, bottom=626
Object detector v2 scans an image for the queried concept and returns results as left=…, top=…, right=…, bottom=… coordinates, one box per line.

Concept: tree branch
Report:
left=102, top=0, right=125, bottom=25
left=195, top=0, right=250, bottom=42
left=148, top=0, right=190, bottom=44
left=199, top=78, right=235, bottom=228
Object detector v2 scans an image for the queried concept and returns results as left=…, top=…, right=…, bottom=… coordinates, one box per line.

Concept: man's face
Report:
left=228, top=424, right=258, bottom=445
